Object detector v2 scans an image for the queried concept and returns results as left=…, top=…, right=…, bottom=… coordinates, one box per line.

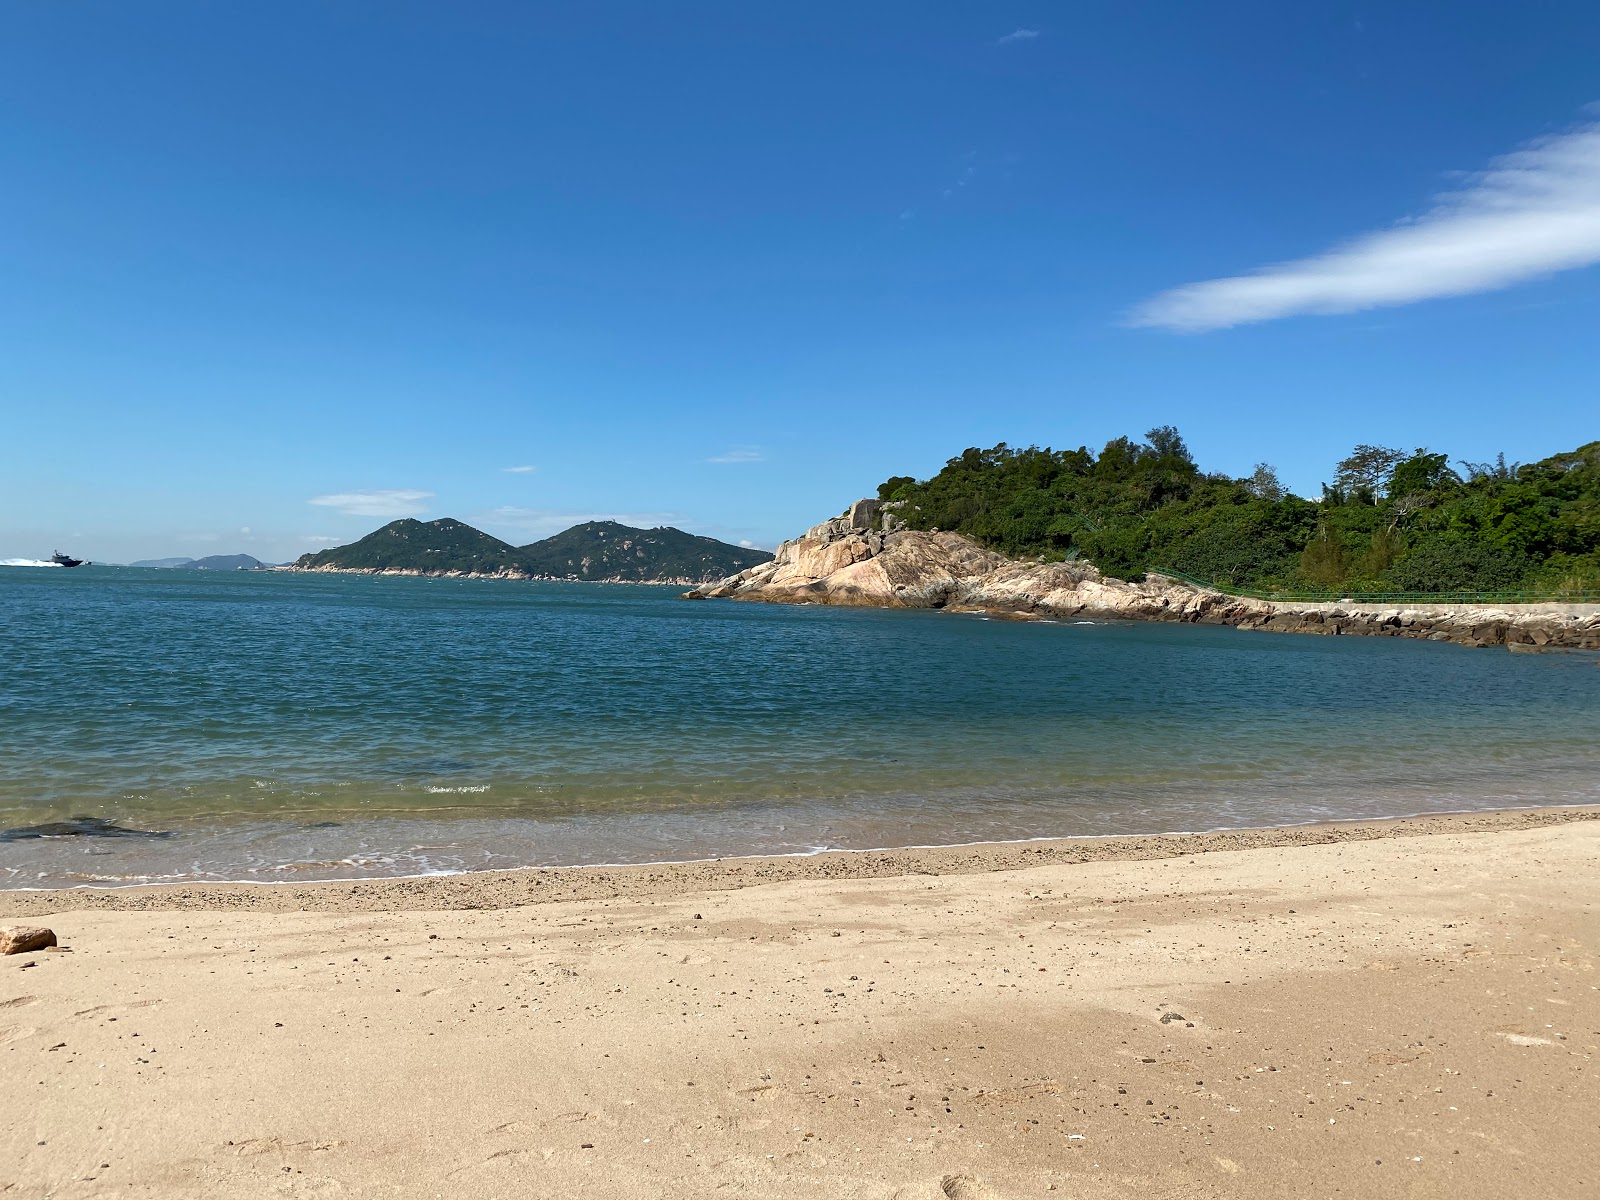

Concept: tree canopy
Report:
left=878, top=432, right=1600, bottom=595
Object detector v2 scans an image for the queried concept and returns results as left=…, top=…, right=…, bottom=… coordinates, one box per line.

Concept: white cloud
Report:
left=1130, top=117, right=1600, bottom=332
left=706, top=447, right=765, bottom=464
left=478, top=507, right=686, bottom=539
left=307, top=489, right=434, bottom=518
left=502, top=465, right=537, bottom=473
left=301, top=535, right=342, bottom=544
left=996, top=28, right=1039, bottom=45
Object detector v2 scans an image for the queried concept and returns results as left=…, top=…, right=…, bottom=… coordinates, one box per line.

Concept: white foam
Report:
left=425, top=784, right=491, bottom=794
left=0, top=559, right=60, bottom=568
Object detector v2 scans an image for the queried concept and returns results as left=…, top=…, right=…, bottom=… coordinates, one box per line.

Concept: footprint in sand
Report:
left=941, top=1174, right=1006, bottom=1200
left=268, top=1175, right=346, bottom=1197
left=0, top=995, right=38, bottom=1009
left=0, top=1024, right=38, bottom=1044
left=226, top=1137, right=344, bottom=1157
left=73, top=999, right=161, bottom=1019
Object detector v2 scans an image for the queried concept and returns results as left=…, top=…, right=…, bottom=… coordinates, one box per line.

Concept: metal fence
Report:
left=1145, top=568, right=1600, bottom=606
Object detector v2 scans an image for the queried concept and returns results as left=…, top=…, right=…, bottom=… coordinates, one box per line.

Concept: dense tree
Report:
left=880, top=434, right=1600, bottom=595
left=1245, top=463, right=1286, bottom=502
left=1332, top=444, right=1408, bottom=498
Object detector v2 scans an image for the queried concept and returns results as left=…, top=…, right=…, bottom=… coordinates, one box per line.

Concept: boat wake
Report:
left=0, top=559, right=61, bottom=568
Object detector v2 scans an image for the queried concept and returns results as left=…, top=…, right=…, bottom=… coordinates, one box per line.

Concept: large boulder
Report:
left=1, top=926, right=57, bottom=955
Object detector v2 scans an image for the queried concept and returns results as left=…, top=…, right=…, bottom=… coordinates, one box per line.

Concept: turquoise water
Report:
left=2, top=564, right=1598, bottom=888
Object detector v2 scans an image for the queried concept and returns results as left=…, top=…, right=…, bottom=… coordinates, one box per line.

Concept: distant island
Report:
left=131, top=554, right=269, bottom=570
left=876, top=430, right=1600, bottom=596
left=293, top=518, right=771, bottom=583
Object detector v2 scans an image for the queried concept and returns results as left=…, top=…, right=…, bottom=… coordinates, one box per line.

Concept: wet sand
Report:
left=3, top=808, right=1597, bottom=1198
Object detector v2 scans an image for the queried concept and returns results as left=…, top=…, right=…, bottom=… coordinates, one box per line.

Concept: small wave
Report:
left=425, top=784, right=491, bottom=794
left=0, top=559, right=60, bottom=568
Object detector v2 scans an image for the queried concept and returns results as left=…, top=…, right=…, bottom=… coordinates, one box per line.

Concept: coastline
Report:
left=5, top=803, right=1594, bottom=916
left=275, top=566, right=716, bottom=585
left=686, top=508, right=1600, bottom=650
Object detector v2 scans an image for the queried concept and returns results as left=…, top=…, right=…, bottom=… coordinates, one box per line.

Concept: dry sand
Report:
left=2, top=808, right=1597, bottom=1198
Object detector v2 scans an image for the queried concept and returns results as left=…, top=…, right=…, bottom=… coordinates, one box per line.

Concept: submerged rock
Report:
left=684, top=501, right=1600, bottom=651
left=0, top=817, right=172, bottom=843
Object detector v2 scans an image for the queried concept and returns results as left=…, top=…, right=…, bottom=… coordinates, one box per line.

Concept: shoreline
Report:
left=5, top=810, right=1596, bottom=1197
left=5, top=802, right=1594, bottom=916
left=277, top=566, right=735, bottom=586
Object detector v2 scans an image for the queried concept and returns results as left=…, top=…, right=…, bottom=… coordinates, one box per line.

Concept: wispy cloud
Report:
left=942, top=163, right=977, bottom=199
left=300, top=535, right=342, bottom=544
left=502, top=465, right=537, bottom=473
left=706, top=447, right=765, bottom=464
left=307, top=489, right=434, bottom=518
left=1131, top=116, right=1600, bottom=332
left=996, top=28, right=1039, bottom=46
left=478, top=507, right=686, bottom=539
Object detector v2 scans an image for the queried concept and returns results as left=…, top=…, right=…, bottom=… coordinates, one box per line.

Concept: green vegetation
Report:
left=297, top=519, right=521, bottom=574
left=517, top=521, right=771, bottom=582
left=295, top=517, right=771, bottom=582
left=878, top=431, right=1600, bottom=597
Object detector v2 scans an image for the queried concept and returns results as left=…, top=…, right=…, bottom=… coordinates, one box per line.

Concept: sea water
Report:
left=2, top=565, right=1597, bottom=888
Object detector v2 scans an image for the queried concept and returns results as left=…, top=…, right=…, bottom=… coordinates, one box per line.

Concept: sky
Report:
left=3, top=2, right=1599, bottom=563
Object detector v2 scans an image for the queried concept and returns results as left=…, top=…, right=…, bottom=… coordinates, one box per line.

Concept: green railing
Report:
left=1145, top=568, right=1600, bottom=606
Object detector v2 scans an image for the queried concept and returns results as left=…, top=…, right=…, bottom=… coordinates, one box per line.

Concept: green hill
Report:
left=517, top=521, right=771, bottom=582
left=879, top=431, right=1600, bottom=596
left=295, top=517, right=771, bottom=582
left=295, top=518, right=520, bottom=574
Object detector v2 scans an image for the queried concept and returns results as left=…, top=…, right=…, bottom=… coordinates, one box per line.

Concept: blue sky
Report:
left=4, top=2, right=1599, bottom=562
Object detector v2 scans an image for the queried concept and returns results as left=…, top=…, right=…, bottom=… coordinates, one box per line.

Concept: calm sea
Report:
left=3, top=565, right=1597, bottom=888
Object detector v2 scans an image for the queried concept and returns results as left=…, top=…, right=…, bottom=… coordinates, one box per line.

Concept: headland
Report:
left=686, top=499, right=1600, bottom=650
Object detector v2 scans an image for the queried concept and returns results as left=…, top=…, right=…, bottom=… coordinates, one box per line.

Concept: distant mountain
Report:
left=130, top=554, right=267, bottom=570
left=518, top=521, right=771, bottom=582
left=295, top=518, right=521, bottom=575
left=184, top=554, right=266, bottom=570
left=294, top=517, right=771, bottom=583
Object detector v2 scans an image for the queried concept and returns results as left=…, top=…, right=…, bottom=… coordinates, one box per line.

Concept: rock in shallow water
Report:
left=0, top=816, right=172, bottom=843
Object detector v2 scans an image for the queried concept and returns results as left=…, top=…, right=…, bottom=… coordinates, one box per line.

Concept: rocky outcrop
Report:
left=685, top=502, right=1600, bottom=651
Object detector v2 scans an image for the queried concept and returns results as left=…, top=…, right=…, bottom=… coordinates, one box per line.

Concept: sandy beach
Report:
left=3, top=807, right=1597, bottom=1198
